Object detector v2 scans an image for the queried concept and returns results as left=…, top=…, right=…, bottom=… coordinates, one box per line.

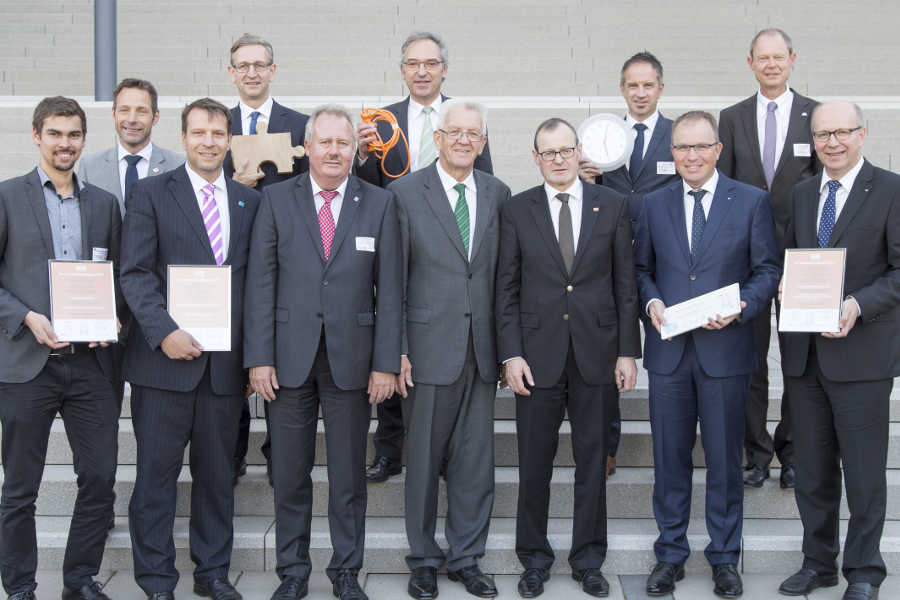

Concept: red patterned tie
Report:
left=318, top=190, right=337, bottom=260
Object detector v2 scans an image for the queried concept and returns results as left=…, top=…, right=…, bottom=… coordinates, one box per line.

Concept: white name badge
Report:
left=91, top=247, right=108, bottom=261
left=793, top=143, right=811, bottom=157
left=356, top=236, right=375, bottom=252
left=657, top=161, right=676, bottom=175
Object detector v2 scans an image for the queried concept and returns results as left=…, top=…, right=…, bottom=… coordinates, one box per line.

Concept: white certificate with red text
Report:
left=49, top=260, right=118, bottom=342
left=779, top=249, right=845, bottom=333
left=167, top=265, right=231, bottom=351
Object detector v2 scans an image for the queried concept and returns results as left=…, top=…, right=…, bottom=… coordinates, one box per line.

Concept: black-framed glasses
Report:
left=812, top=127, right=862, bottom=143
left=438, top=129, right=484, bottom=143
left=232, top=61, right=273, bottom=74
left=536, top=147, right=577, bottom=162
left=672, top=142, right=718, bottom=154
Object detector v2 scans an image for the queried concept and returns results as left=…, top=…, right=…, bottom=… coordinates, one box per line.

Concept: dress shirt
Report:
left=625, top=109, right=660, bottom=164
left=435, top=161, right=476, bottom=260
left=239, top=95, right=274, bottom=135
left=117, top=141, right=153, bottom=199
left=407, top=96, right=442, bottom=172
left=544, top=179, right=583, bottom=250
left=38, top=166, right=83, bottom=260
left=310, top=176, right=349, bottom=227
left=756, top=87, right=793, bottom=169
left=185, top=164, right=230, bottom=256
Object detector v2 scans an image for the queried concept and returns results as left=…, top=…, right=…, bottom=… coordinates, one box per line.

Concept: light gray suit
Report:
left=391, top=163, right=509, bottom=571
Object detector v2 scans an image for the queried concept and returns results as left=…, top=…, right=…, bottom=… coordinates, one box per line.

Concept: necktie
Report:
left=124, top=154, right=141, bottom=201
left=200, top=184, right=225, bottom=265
left=818, top=180, right=840, bottom=248
left=418, top=106, right=437, bottom=170
left=249, top=111, right=261, bottom=135
left=557, top=192, right=575, bottom=273
left=762, top=101, right=777, bottom=188
left=629, top=123, right=648, bottom=176
left=689, top=189, right=707, bottom=261
left=319, top=190, right=337, bottom=260
left=453, top=183, right=470, bottom=257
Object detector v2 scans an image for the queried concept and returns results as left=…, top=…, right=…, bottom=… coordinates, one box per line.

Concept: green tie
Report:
left=417, top=106, right=437, bottom=170
left=453, top=183, right=470, bottom=256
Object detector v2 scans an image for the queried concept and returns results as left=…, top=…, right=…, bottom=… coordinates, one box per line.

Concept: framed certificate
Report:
left=167, top=265, right=232, bottom=351
left=660, top=283, right=742, bottom=339
left=779, top=248, right=846, bottom=333
left=49, top=260, right=118, bottom=342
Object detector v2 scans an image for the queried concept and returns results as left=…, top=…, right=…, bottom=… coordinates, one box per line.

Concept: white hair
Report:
left=437, top=99, right=488, bottom=135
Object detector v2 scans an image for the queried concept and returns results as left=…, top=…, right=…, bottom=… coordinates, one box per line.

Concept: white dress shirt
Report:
left=436, top=161, right=477, bottom=260
left=625, top=110, right=660, bottom=165
left=407, top=96, right=442, bottom=172
left=816, top=157, right=864, bottom=228
left=310, top=176, right=349, bottom=226
left=756, top=87, right=793, bottom=169
left=117, top=141, right=153, bottom=199
left=545, top=178, right=583, bottom=250
left=239, top=95, right=274, bottom=135
left=185, top=164, right=230, bottom=256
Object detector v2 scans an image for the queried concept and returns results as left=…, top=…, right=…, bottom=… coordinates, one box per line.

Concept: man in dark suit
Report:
left=497, top=118, right=641, bottom=598
left=777, top=101, right=899, bottom=600
left=244, top=105, right=401, bottom=600
left=120, top=98, right=260, bottom=600
left=355, top=31, right=494, bottom=483
left=717, top=28, right=820, bottom=489
left=634, top=111, right=780, bottom=598
left=0, top=97, right=122, bottom=600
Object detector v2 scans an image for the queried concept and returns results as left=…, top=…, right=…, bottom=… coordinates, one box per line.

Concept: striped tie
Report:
left=319, top=190, right=337, bottom=260
left=453, top=183, right=470, bottom=257
left=417, top=106, right=437, bottom=170
left=201, top=184, right=225, bottom=265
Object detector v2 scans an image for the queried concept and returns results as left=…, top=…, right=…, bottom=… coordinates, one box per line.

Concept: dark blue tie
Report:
left=818, top=180, right=840, bottom=248
left=249, top=111, right=261, bottom=135
left=629, top=123, right=647, bottom=176
left=124, top=154, right=142, bottom=201
left=689, top=189, right=707, bottom=261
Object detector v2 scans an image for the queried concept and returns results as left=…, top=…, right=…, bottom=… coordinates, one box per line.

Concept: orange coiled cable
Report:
left=360, top=108, right=411, bottom=179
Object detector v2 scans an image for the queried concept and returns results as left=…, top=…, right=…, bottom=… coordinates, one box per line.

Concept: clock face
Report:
left=577, top=113, right=635, bottom=170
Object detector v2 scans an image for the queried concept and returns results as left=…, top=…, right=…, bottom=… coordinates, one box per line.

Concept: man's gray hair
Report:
left=749, top=28, right=794, bottom=58
left=304, top=104, right=358, bottom=149
left=437, top=99, right=488, bottom=136
left=400, top=31, right=449, bottom=66
left=810, top=101, right=865, bottom=131
left=230, top=33, right=274, bottom=64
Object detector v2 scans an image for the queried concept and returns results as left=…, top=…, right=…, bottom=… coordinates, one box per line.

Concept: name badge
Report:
left=657, top=161, right=676, bottom=175
left=91, top=247, right=108, bottom=261
left=793, top=143, right=811, bottom=157
left=356, top=236, right=375, bottom=252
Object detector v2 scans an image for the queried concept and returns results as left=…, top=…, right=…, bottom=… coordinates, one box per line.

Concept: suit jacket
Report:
left=393, top=164, right=508, bottom=385
left=119, top=165, right=260, bottom=394
left=598, top=113, right=679, bottom=226
left=77, top=144, right=184, bottom=217
left=223, top=100, right=310, bottom=190
left=718, top=90, right=820, bottom=249
left=782, top=160, right=900, bottom=382
left=634, top=172, right=781, bottom=377
left=355, top=95, right=494, bottom=189
left=243, top=173, right=401, bottom=390
left=496, top=182, right=641, bottom=387
left=0, top=168, right=122, bottom=383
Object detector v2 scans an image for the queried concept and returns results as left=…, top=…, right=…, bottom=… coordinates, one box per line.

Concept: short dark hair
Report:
left=533, top=117, right=578, bottom=152
left=672, top=110, right=719, bottom=142
left=620, top=51, right=664, bottom=86
left=750, top=28, right=794, bottom=58
left=113, top=78, right=159, bottom=114
left=180, top=97, right=232, bottom=134
left=32, top=96, right=86, bottom=135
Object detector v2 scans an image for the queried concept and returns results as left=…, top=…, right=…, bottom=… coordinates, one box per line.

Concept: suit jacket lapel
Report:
left=694, top=176, right=736, bottom=262
left=633, top=115, right=667, bottom=181
left=294, top=175, right=326, bottom=264
left=571, top=188, right=599, bottom=274
left=829, top=160, right=874, bottom=246
left=102, top=147, right=123, bottom=202
left=739, top=97, right=765, bottom=178
left=773, top=92, right=813, bottom=180
left=267, top=101, right=286, bottom=134
left=148, top=146, right=170, bottom=177
left=325, top=177, right=360, bottom=269
left=78, top=180, right=93, bottom=259
left=529, top=188, right=568, bottom=275
left=230, top=106, right=242, bottom=136
left=170, top=167, right=215, bottom=263
left=25, top=169, right=55, bottom=257
left=224, top=179, right=247, bottom=262
left=664, top=181, right=691, bottom=265
left=469, top=171, right=493, bottom=263
left=424, top=165, right=468, bottom=262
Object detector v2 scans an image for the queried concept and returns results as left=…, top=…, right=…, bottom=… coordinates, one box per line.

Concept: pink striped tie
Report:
left=201, top=184, right=225, bottom=265
left=319, top=190, right=337, bottom=260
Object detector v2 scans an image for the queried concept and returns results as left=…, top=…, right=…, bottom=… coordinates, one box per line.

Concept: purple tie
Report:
left=762, top=101, right=777, bottom=188
left=201, top=184, right=225, bottom=265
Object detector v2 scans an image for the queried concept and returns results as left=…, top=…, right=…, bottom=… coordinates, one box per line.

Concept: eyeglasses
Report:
left=671, top=143, right=718, bottom=154
left=536, top=147, right=576, bottom=162
left=812, top=127, right=862, bottom=143
left=231, top=61, right=273, bottom=74
left=402, top=59, right=444, bottom=72
left=438, top=129, right=484, bottom=143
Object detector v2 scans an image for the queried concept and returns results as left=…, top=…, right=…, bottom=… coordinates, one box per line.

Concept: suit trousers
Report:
left=649, top=337, right=747, bottom=566
left=372, top=393, right=404, bottom=462
left=0, top=351, right=118, bottom=595
left=234, top=397, right=272, bottom=470
left=516, top=343, right=613, bottom=571
left=787, top=340, right=892, bottom=586
left=402, top=339, right=495, bottom=571
left=128, top=363, right=244, bottom=594
left=268, top=335, right=370, bottom=581
left=606, top=391, right=621, bottom=458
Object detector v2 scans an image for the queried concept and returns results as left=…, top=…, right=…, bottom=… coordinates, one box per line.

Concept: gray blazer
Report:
left=391, top=164, right=509, bottom=386
left=78, top=144, right=184, bottom=216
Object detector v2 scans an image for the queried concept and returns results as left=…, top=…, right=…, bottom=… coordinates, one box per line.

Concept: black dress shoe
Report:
left=646, top=561, right=685, bottom=596
left=62, top=582, right=111, bottom=600
left=147, top=594, right=174, bottom=600
left=843, top=583, right=879, bottom=600
left=233, top=459, right=248, bottom=486
left=780, top=464, right=796, bottom=489
left=572, top=569, right=609, bottom=598
left=271, top=577, right=308, bottom=600
left=194, top=578, right=242, bottom=600
left=712, top=564, right=742, bottom=598
left=743, top=464, right=769, bottom=487
left=332, top=570, right=368, bottom=600
left=518, top=568, right=549, bottom=598
left=778, top=567, right=838, bottom=595
left=365, top=456, right=401, bottom=482
left=448, top=565, right=498, bottom=598
left=9, top=592, right=35, bottom=600
left=408, top=567, right=437, bottom=599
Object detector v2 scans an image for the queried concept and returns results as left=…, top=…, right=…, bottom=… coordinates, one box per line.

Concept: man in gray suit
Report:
left=393, top=99, right=510, bottom=600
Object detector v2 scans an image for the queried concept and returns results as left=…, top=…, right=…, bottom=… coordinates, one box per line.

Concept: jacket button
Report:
left=464, top=313, right=471, bottom=317
left=563, top=314, right=569, bottom=320
left=322, top=280, right=328, bottom=286
left=566, top=285, right=573, bottom=292
left=690, top=274, right=696, bottom=281
left=316, top=312, right=323, bottom=318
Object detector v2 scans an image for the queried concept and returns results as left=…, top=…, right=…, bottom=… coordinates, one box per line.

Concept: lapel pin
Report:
left=238, top=200, right=245, bottom=207
left=801, top=112, right=808, bottom=117
left=865, top=187, right=871, bottom=193
left=593, top=207, right=599, bottom=212
left=152, top=167, right=160, bottom=173
left=353, top=196, right=359, bottom=203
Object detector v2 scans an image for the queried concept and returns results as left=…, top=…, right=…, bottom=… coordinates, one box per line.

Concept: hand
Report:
left=648, top=300, right=669, bottom=339
left=615, top=357, right=637, bottom=393
left=397, top=355, right=414, bottom=398
left=368, top=370, right=396, bottom=404
left=244, top=383, right=254, bottom=398
left=87, top=317, right=123, bottom=349
left=702, top=301, right=747, bottom=330
left=160, top=329, right=203, bottom=360
left=23, top=311, right=70, bottom=350
left=498, top=367, right=508, bottom=389
left=505, top=356, right=534, bottom=396
left=822, top=298, right=860, bottom=338
left=249, top=365, right=279, bottom=402
left=233, top=158, right=264, bottom=188
left=357, top=120, right=378, bottom=160
left=578, top=159, right=603, bottom=181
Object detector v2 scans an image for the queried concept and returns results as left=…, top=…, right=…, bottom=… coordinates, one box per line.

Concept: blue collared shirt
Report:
left=37, top=166, right=83, bottom=260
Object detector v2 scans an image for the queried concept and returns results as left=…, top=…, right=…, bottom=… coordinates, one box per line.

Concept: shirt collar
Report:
left=682, top=169, right=719, bottom=198
left=625, top=109, right=660, bottom=132
left=544, top=178, right=583, bottom=203
left=310, top=175, right=349, bottom=200
left=409, top=96, right=442, bottom=121
left=435, top=161, right=475, bottom=195
left=117, top=140, right=154, bottom=162
left=820, top=157, right=865, bottom=194
left=239, top=96, right=274, bottom=123
left=37, top=165, right=84, bottom=193
left=756, top=87, right=793, bottom=111
left=184, top=163, right=227, bottom=197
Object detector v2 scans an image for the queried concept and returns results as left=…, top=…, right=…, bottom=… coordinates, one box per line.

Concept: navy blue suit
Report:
left=634, top=172, right=780, bottom=565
